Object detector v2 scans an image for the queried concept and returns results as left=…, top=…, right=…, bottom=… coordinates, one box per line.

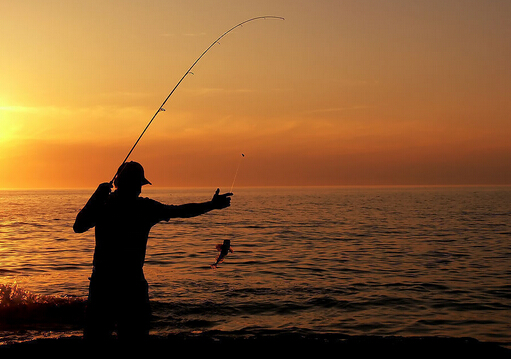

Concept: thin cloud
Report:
left=185, top=87, right=255, bottom=96
left=182, top=32, right=207, bottom=37
left=307, top=106, right=369, bottom=114
left=161, top=32, right=206, bottom=37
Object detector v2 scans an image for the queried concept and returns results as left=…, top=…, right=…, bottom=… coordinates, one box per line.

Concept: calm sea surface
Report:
left=0, top=187, right=510, bottom=347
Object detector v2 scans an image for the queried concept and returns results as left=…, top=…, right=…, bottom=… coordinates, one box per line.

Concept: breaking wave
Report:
left=0, top=283, right=86, bottom=330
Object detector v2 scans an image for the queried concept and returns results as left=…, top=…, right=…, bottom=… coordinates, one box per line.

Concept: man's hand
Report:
left=211, top=188, right=233, bottom=209
left=92, top=182, right=113, bottom=202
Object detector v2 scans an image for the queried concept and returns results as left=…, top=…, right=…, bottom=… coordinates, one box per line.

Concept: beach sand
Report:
left=1, top=332, right=509, bottom=357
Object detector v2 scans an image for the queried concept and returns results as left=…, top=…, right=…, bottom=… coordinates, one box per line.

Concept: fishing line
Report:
left=211, top=152, right=244, bottom=269
left=112, top=16, right=284, bottom=183
left=230, top=153, right=245, bottom=193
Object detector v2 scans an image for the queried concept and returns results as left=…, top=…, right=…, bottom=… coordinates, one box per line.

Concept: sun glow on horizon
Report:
left=1, top=1, right=510, bottom=188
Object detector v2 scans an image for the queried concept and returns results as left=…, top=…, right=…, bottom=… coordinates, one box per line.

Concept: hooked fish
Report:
left=211, top=239, right=233, bottom=269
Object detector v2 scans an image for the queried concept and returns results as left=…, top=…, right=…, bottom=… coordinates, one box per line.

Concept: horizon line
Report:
left=1, top=184, right=510, bottom=191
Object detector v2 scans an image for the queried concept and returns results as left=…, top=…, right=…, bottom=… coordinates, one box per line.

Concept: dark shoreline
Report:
left=1, top=331, right=510, bottom=357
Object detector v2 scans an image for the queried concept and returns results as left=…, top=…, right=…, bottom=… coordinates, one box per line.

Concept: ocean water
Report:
left=0, top=186, right=510, bottom=347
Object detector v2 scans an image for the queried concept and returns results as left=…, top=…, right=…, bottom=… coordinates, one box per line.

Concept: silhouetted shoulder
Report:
left=137, top=197, right=176, bottom=224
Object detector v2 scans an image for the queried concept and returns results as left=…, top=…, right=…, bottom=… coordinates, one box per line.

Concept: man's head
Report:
left=114, top=161, right=151, bottom=195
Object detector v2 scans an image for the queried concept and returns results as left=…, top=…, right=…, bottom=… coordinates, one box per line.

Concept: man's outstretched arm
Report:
left=166, top=188, right=233, bottom=219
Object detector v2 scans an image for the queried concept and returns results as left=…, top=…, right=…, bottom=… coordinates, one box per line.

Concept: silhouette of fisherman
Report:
left=73, top=161, right=232, bottom=345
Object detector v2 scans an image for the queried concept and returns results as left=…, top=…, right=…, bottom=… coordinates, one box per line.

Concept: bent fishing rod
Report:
left=111, top=16, right=284, bottom=184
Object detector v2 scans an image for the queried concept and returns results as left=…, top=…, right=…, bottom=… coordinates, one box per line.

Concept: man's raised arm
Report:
left=73, top=182, right=112, bottom=233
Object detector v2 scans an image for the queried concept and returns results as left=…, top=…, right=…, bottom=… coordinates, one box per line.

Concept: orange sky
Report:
left=1, top=0, right=510, bottom=188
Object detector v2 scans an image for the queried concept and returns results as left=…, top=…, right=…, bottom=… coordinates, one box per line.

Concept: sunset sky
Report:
left=1, top=0, right=510, bottom=188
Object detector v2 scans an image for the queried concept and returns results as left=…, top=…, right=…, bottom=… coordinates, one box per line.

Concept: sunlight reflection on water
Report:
left=1, top=187, right=510, bottom=346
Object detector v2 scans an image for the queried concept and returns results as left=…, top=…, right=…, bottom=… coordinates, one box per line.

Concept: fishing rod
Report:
left=112, top=16, right=284, bottom=183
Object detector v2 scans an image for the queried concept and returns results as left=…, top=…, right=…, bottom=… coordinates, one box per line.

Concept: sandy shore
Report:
left=1, top=332, right=510, bottom=357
